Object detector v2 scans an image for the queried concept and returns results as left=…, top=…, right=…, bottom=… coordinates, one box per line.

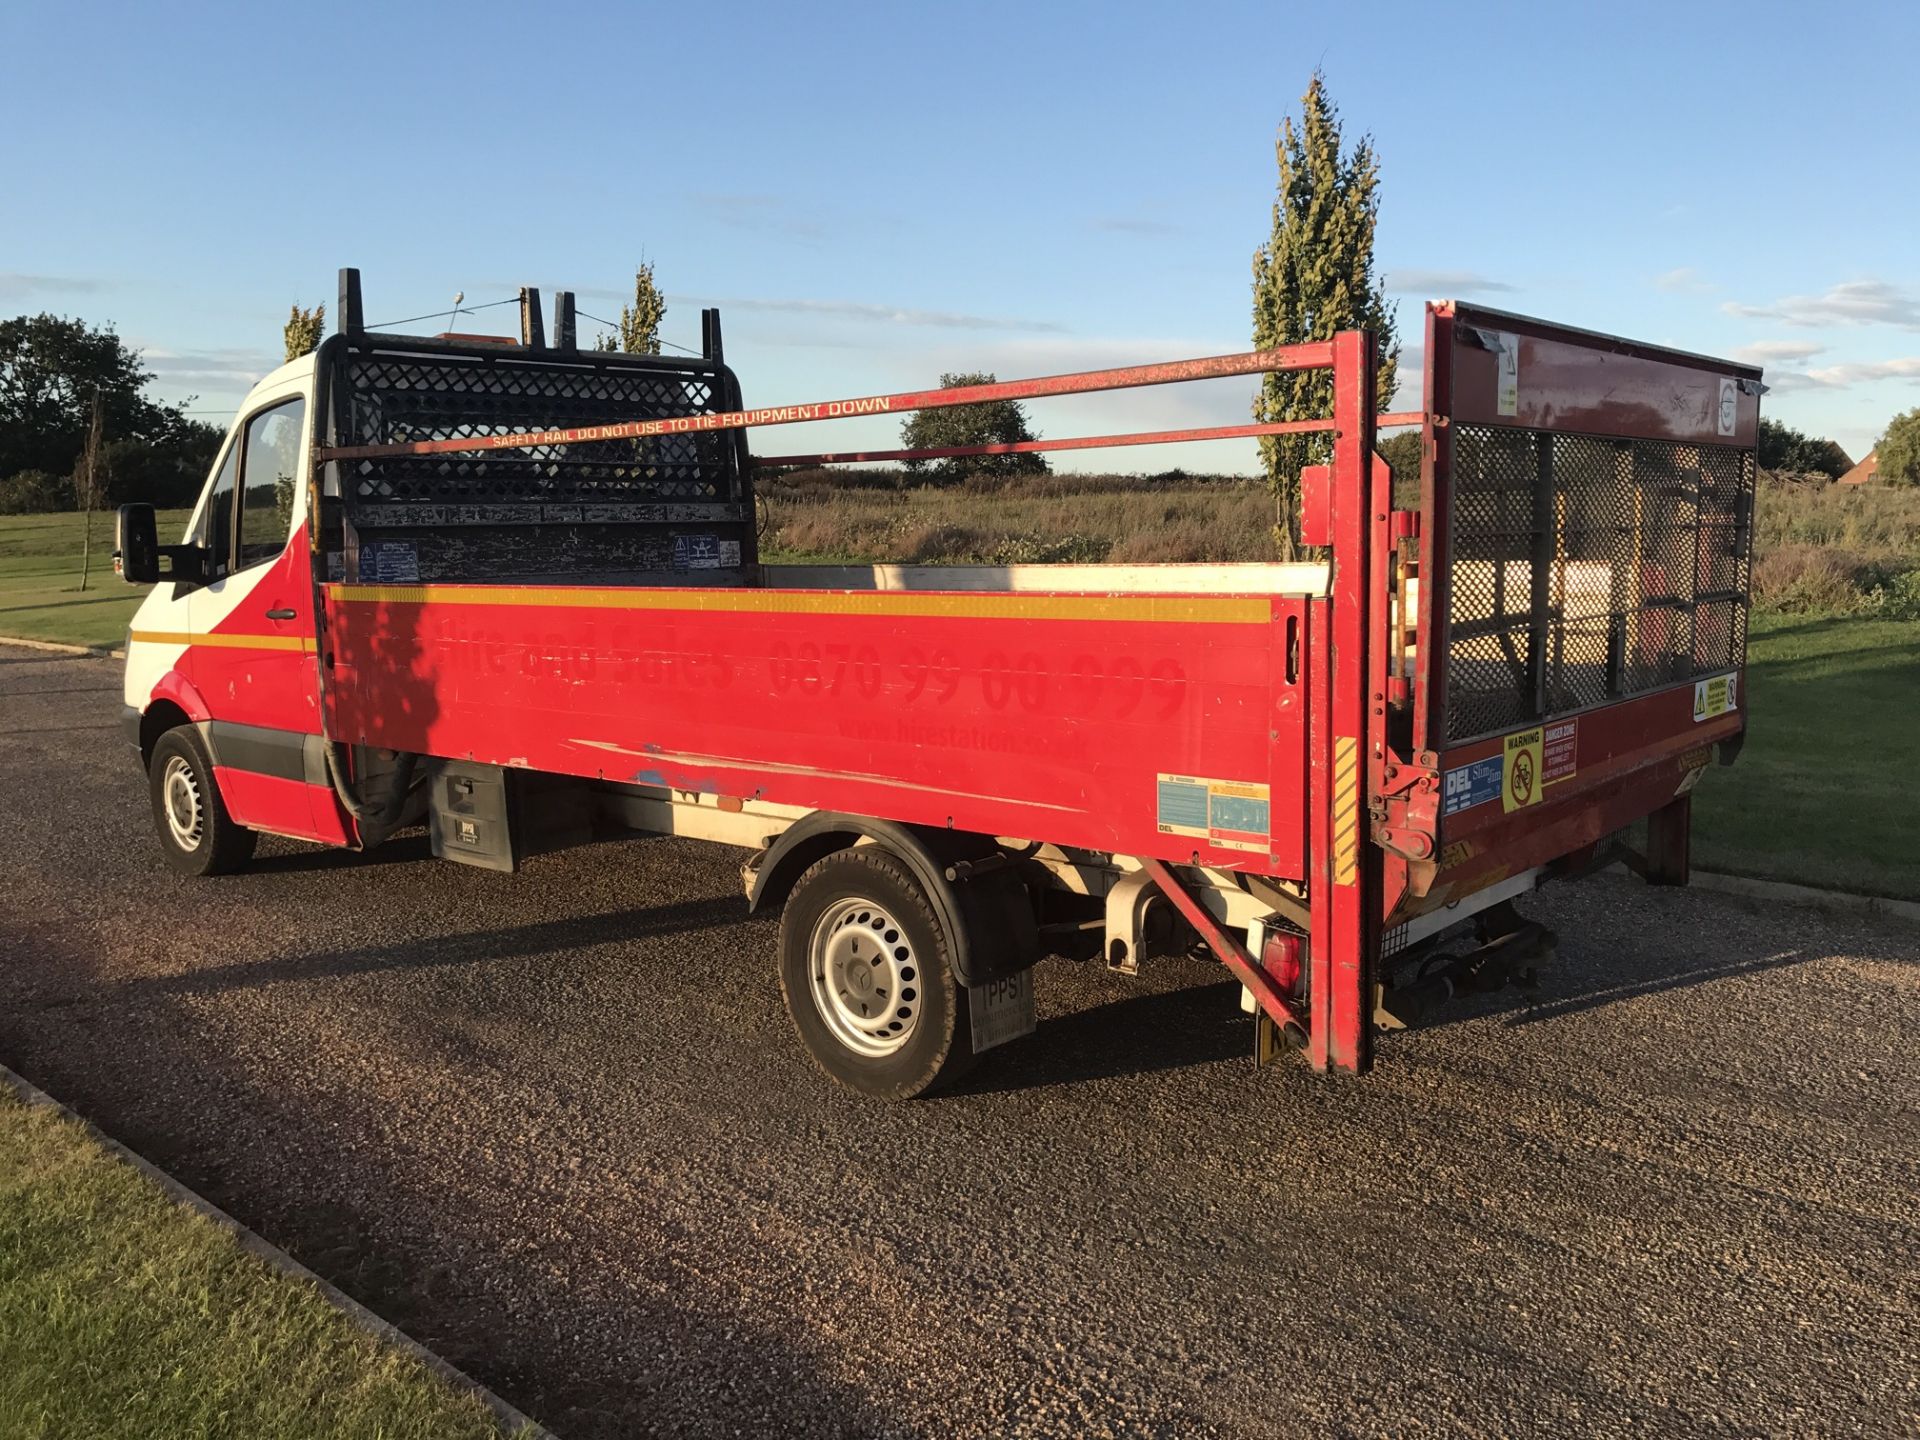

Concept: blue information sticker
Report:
left=1442, top=755, right=1503, bottom=816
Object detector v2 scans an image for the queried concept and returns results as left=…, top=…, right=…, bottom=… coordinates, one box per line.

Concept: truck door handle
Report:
left=264, top=607, right=297, bottom=621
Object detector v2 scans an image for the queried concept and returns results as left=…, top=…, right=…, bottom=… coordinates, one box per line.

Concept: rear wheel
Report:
left=778, top=847, right=976, bottom=1099
left=148, top=727, right=256, bottom=876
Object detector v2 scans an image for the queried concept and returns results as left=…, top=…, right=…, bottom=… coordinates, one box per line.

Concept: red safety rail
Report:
left=315, top=333, right=1412, bottom=1077
left=315, top=346, right=1339, bottom=463
left=307, top=313, right=1758, bottom=1077
left=753, top=412, right=1425, bottom=470
left=314, top=336, right=1405, bottom=1075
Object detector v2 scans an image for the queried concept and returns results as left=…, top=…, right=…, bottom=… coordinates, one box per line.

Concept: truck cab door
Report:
left=179, top=387, right=343, bottom=842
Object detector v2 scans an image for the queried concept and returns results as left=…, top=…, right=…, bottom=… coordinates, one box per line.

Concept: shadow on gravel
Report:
left=247, top=830, right=439, bottom=873
left=113, top=895, right=745, bottom=1000
left=952, top=975, right=1251, bottom=1096
left=1499, top=946, right=1819, bottom=1027
left=1400, top=933, right=1829, bottom=1034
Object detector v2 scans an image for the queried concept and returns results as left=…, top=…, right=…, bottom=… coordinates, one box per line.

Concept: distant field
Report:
left=0, top=509, right=189, bottom=649
left=760, top=468, right=1278, bottom=564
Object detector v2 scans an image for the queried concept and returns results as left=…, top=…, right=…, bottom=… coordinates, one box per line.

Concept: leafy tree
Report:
left=1757, top=417, right=1848, bottom=478
left=1252, top=71, right=1398, bottom=555
left=596, top=263, right=667, bottom=355
left=1377, top=428, right=1421, bottom=508
left=899, top=373, right=1049, bottom=480
left=1877, top=408, right=1920, bottom=487
left=100, top=421, right=224, bottom=508
left=0, top=314, right=191, bottom=483
left=0, top=469, right=70, bottom=514
left=283, top=303, right=326, bottom=361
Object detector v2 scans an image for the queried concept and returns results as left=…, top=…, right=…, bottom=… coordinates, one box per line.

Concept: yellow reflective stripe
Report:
left=129, top=630, right=314, bottom=653
left=327, top=584, right=1268, bottom=626
left=1332, top=735, right=1361, bottom=887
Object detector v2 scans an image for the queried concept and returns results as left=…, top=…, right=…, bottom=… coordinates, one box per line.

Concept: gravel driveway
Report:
left=3, top=643, right=1916, bottom=1438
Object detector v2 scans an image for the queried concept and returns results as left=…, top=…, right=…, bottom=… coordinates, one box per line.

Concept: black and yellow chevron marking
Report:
left=1333, top=735, right=1361, bottom=887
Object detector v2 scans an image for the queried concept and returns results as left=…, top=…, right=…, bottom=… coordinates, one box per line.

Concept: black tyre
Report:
left=778, top=847, right=976, bottom=1099
left=148, top=727, right=257, bottom=877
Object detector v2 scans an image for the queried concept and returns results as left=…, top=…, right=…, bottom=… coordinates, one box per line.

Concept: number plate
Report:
left=969, top=969, right=1036, bottom=1053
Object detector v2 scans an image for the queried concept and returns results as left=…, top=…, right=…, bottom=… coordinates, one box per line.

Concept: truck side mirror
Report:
left=115, top=504, right=159, bottom=584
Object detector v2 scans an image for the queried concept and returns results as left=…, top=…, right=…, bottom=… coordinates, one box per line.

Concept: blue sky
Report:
left=3, top=0, right=1916, bottom=470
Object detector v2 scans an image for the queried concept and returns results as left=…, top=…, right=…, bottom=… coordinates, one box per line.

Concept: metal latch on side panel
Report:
left=1373, top=763, right=1439, bottom=872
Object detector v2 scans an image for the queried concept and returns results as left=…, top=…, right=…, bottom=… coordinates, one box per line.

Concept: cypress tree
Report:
left=597, top=263, right=667, bottom=355
left=283, top=303, right=326, bottom=362
left=1252, top=71, right=1397, bottom=555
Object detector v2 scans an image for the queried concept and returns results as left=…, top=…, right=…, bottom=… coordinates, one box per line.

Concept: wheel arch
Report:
left=748, top=812, right=1038, bottom=987
left=138, top=699, right=195, bottom=768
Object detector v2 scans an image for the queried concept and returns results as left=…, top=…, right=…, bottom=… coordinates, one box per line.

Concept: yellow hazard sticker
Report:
left=1501, top=726, right=1544, bottom=812
left=1693, top=672, right=1738, bottom=722
left=1331, top=736, right=1361, bottom=885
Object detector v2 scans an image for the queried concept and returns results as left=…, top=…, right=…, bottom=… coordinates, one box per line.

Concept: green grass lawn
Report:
left=1690, top=611, right=1920, bottom=900
left=0, top=509, right=190, bottom=649
left=0, top=1090, right=517, bottom=1440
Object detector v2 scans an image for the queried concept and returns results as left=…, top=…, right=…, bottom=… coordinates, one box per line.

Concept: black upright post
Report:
left=338, top=268, right=364, bottom=336
left=520, top=287, right=545, bottom=348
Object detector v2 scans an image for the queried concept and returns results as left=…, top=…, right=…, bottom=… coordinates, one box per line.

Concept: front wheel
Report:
left=778, top=847, right=976, bottom=1099
left=148, top=727, right=256, bottom=876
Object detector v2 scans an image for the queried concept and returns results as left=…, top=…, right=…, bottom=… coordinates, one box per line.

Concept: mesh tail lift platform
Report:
left=1425, top=304, right=1759, bottom=749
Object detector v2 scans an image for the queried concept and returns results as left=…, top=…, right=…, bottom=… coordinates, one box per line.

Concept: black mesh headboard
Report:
left=326, top=339, right=756, bottom=586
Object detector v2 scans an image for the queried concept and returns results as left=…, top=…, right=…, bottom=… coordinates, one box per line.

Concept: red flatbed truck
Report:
left=114, top=270, right=1758, bottom=1097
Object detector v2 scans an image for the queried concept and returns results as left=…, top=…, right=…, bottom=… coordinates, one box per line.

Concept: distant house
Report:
left=1837, top=451, right=1879, bottom=486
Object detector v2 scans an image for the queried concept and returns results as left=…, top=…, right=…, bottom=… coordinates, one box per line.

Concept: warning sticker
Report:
left=672, top=534, right=742, bottom=571
left=358, top=539, right=419, bottom=584
left=1674, top=744, right=1713, bottom=797
left=1494, top=332, right=1520, bottom=416
left=1502, top=726, right=1544, bottom=813
left=1543, top=718, right=1578, bottom=785
left=1156, top=774, right=1270, bottom=853
left=1693, top=672, right=1739, bottom=722
left=1442, top=755, right=1502, bottom=816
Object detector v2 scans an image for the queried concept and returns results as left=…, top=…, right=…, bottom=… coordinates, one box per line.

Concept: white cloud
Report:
left=1654, top=267, right=1711, bottom=293
left=673, top=294, right=1067, bottom=333
left=1384, top=345, right=1423, bottom=413
left=1728, top=339, right=1826, bottom=364
left=1386, top=268, right=1515, bottom=297
left=142, top=347, right=280, bottom=385
left=0, top=272, right=107, bottom=298
left=1723, top=279, right=1920, bottom=331
left=1801, top=357, right=1920, bottom=388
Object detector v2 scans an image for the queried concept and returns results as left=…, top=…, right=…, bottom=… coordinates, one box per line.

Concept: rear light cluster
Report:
left=1260, top=925, right=1306, bottom=1001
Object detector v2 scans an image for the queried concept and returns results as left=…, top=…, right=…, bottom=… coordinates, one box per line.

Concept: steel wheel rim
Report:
left=808, top=896, right=922, bottom=1057
left=161, top=754, right=205, bottom=850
